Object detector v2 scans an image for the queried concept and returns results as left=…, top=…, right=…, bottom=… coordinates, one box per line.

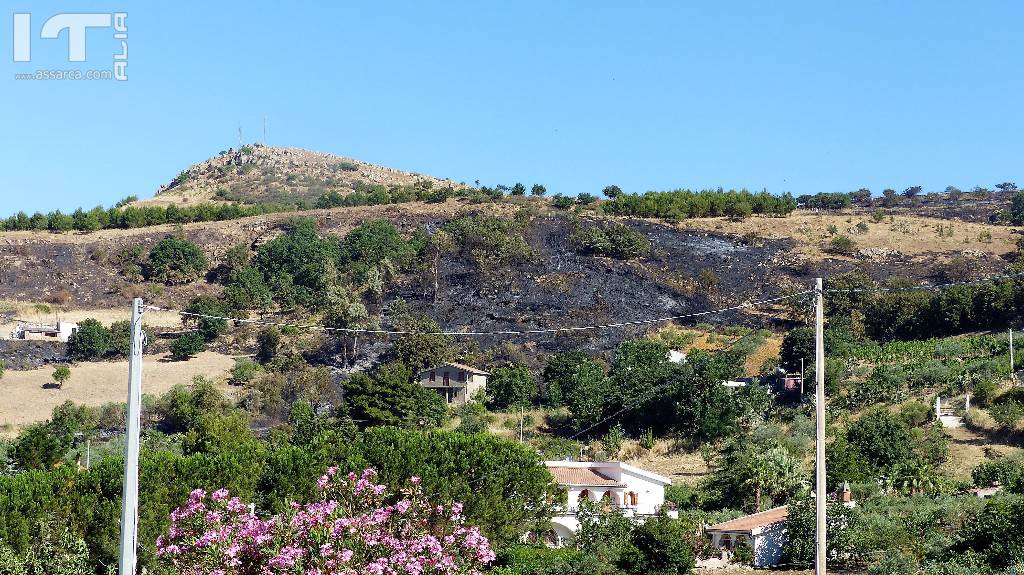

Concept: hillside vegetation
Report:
left=2, top=152, right=1024, bottom=575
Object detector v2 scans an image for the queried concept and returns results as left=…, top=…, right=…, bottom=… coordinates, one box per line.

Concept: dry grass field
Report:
left=0, top=301, right=184, bottom=333
left=0, top=351, right=234, bottom=433
left=674, top=210, right=1018, bottom=260
left=943, top=425, right=1022, bottom=481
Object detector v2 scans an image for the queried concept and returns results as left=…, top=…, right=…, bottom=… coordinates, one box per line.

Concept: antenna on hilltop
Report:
left=238, top=124, right=243, bottom=147
left=263, top=116, right=268, bottom=145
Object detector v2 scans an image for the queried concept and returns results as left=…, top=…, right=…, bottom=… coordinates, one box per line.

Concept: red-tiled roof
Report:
left=706, top=506, right=788, bottom=534
left=547, top=466, right=624, bottom=487
left=421, top=362, right=490, bottom=375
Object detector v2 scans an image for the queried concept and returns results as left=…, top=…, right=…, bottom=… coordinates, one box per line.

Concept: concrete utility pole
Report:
left=1010, top=329, right=1016, bottom=382
left=119, top=298, right=144, bottom=575
left=519, top=406, right=525, bottom=443
left=814, top=278, right=827, bottom=575
left=800, top=357, right=805, bottom=396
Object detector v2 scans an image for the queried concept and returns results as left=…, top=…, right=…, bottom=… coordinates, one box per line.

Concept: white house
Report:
left=11, top=321, right=79, bottom=343
left=703, top=484, right=856, bottom=568
left=705, top=506, right=788, bottom=568
left=416, top=362, right=489, bottom=405
left=544, top=461, right=676, bottom=546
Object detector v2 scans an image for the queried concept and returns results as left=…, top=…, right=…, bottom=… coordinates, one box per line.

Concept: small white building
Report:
left=544, top=461, right=676, bottom=546
left=11, top=321, right=78, bottom=343
left=416, top=362, right=489, bottom=405
left=705, top=506, right=788, bottom=568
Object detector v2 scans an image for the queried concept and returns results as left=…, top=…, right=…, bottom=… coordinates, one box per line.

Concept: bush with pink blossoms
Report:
left=156, top=467, right=496, bottom=575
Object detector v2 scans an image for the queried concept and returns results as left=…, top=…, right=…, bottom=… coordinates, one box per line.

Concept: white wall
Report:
left=753, top=523, right=786, bottom=568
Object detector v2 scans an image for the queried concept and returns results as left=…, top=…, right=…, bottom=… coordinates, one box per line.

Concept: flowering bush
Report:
left=157, top=468, right=495, bottom=575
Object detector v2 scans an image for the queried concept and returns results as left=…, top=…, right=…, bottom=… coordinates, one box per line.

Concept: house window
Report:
left=720, top=534, right=732, bottom=549
left=578, top=489, right=591, bottom=502
left=627, top=492, right=638, bottom=507
left=443, top=372, right=450, bottom=386
left=430, top=371, right=436, bottom=382
left=459, top=371, right=467, bottom=382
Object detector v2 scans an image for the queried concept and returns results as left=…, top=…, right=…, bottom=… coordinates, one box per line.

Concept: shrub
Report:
left=256, top=327, right=281, bottom=363
left=972, top=457, right=1024, bottom=487
left=170, top=333, right=206, bottom=361
left=443, top=214, right=535, bottom=271
left=156, top=469, right=496, bottom=575
left=551, top=195, right=575, bottom=210
left=571, top=223, right=650, bottom=260
left=230, top=358, right=261, bottom=384
left=972, top=380, right=999, bottom=406
left=618, top=515, right=695, bottom=575
left=899, top=400, right=933, bottom=427
left=456, top=402, right=491, bottom=434
left=143, top=237, right=209, bottom=284
left=989, top=402, right=1023, bottom=430
left=828, top=235, right=857, bottom=255
left=10, top=424, right=63, bottom=470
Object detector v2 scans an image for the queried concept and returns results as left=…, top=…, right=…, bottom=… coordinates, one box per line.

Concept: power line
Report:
left=465, top=325, right=773, bottom=487
left=149, top=290, right=814, bottom=338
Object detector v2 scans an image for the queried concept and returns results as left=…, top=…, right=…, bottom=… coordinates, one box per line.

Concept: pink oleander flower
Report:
left=157, top=468, right=493, bottom=575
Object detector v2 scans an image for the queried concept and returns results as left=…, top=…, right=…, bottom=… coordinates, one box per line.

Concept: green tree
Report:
left=223, top=266, right=273, bottom=314
left=511, top=182, right=527, bottom=196
left=530, top=184, right=547, bottom=197
left=558, top=357, right=614, bottom=433
left=783, top=490, right=853, bottom=565
left=50, top=367, right=70, bottom=389
left=154, top=377, right=228, bottom=432
left=389, top=303, right=455, bottom=373
left=618, top=515, right=695, bottom=575
left=107, top=320, right=154, bottom=358
left=542, top=352, right=592, bottom=407
left=487, top=364, right=537, bottom=409
left=65, top=319, right=112, bottom=361
left=573, top=500, right=634, bottom=565
left=1012, top=190, right=1024, bottom=225
left=953, top=495, right=1024, bottom=569
left=780, top=327, right=814, bottom=372
left=602, top=185, right=623, bottom=199
left=341, top=362, right=447, bottom=429
left=143, top=237, right=209, bottom=284
left=10, top=424, right=63, bottom=470
left=846, top=408, right=913, bottom=470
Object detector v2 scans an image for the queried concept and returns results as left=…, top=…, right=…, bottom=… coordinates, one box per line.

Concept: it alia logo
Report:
left=12, top=12, right=128, bottom=80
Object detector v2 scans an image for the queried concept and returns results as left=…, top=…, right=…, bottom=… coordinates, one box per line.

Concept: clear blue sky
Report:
left=3, top=1, right=1023, bottom=214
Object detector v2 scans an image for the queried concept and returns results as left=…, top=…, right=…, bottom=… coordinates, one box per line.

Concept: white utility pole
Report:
left=519, top=406, right=525, bottom=443
left=814, top=278, right=827, bottom=575
left=800, top=357, right=805, bottom=396
left=119, top=298, right=144, bottom=575
left=1010, top=329, right=1016, bottom=382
